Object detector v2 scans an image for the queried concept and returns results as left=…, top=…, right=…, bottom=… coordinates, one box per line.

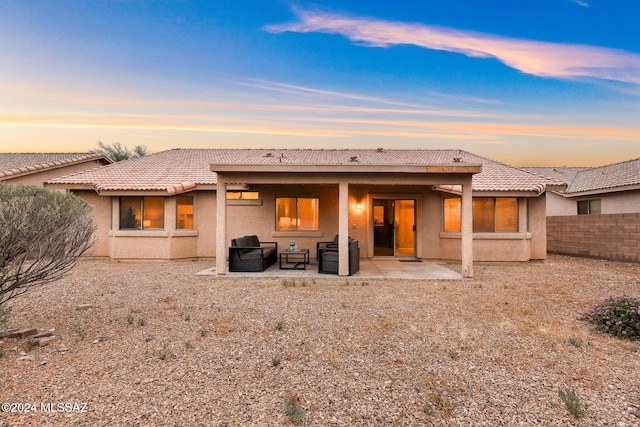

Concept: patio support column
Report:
left=461, top=178, right=473, bottom=278
left=338, top=181, right=349, bottom=276
left=216, top=178, right=227, bottom=275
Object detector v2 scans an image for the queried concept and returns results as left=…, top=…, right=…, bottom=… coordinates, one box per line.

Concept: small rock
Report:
left=16, top=355, right=34, bottom=362
left=57, top=346, right=69, bottom=352
left=34, top=331, right=54, bottom=338
left=40, top=360, right=47, bottom=366
left=0, top=328, right=18, bottom=338
left=76, top=303, right=94, bottom=310
left=629, top=409, right=640, bottom=419
left=38, top=336, right=59, bottom=346
left=6, top=328, right=38, bottom=338
left=19, top=351, right=27, bottom=357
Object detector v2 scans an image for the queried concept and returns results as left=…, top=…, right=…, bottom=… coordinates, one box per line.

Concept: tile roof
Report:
left=46, top=148, right=563, bottom=194
left=523, top=158, right=640, bottom=194
left=0, top=153, right=110, bottom=180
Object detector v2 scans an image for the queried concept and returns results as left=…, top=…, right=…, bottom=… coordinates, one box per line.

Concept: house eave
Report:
left=554, top=184, right=640, bottom=198
left=210, top=163, right=482, bottom=174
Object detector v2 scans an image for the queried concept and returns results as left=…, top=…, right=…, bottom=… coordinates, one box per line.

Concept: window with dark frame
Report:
left=176, top=196, right=193, bottom=229
left=119, top=197, right=164, bottom=230
left=443, top=196, right=518, bottom=232
left=275, top=197, right=319, bottom=231
left=577, top=199, right=601, bottom=215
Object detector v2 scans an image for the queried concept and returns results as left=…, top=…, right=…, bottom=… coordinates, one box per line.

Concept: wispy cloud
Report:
left=3, top=111, right=637, bottom=143
left=265, top=9, right=640, bottom=84
left=572, top=0, right=590, bottom=8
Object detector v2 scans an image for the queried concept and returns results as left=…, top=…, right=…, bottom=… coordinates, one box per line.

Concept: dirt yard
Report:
left=1, top=255, right=639, bottom=426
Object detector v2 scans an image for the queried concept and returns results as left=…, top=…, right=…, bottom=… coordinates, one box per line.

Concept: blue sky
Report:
left=1, top=0, right=639, bottom=166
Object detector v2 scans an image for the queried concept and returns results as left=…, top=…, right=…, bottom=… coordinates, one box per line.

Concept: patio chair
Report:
left=316, top=234, right=338, bottom=260
left=228, top=235, right=278, bottom=272
left=318, top=238, right=360, bottom=276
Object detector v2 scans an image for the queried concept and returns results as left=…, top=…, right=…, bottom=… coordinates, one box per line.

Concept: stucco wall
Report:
left=437, top=194, right=547, bottom=262
left=439, top=233, right=532, bottom=261
left=528, top=195, right=548, bottom=259
left=74, top=183, right=546, bottom=263
left=73, top=190, right=112, bottom=258
left=547, top=213, right=640, bottom=263
left=74, top=191, right=216, bottom=260
left=227, top=184, right=340, bottom=259
left=194, top=191, right=216, bottom=258
left=547, top=189, right=640, bottom=216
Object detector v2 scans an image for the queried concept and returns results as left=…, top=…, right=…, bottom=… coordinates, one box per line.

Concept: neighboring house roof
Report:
left=523, top=158, right=640, bottom=195
left=0, top=152, right=111, bottom=180
left=46, top=148, right=563, bottom=195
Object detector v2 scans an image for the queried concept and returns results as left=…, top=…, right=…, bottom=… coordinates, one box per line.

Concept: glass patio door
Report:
left=373, top=199, right=415, bottom=257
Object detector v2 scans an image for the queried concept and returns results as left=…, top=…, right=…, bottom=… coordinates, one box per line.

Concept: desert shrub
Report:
left=0, top=302, right=11, bottom=330
left=559, top=386, right=587, bottom=418
left=579, top=295, right=640, bottom=340
left=158, top=342, right=172, bottom=360
left=0, top=184, right=95, bottom=304
left=284, top=395, right=305, bottom=422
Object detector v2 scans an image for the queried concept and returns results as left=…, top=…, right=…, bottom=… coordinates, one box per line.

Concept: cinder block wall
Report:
left=547, top=213, right=640, bottom=263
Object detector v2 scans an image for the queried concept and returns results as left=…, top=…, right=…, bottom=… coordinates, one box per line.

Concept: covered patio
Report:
left=212, top=151, right=481, bottom=279
left=197, top=257, right=463, bottom=280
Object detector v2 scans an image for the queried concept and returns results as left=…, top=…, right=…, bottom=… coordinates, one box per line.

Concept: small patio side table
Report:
left=279, top=248, right=310, bottom=270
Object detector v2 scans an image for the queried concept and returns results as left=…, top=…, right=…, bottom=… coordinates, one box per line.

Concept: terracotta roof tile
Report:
left=523, top=158, right=640, bottom=194
left=46, top=148, right=561, bottom=194
left=0, top=153, right=110, bottom=180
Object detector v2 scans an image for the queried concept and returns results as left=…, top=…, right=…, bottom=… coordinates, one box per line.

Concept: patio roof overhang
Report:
left=211, top=162, right=482, bottom=175
left=212, top=162, right=480, bottom=279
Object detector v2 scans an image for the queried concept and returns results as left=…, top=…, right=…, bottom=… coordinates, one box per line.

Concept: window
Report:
left=119, top=197, right=164, bottom=230
left=495, top=198, right=518, bottom=232
left=276, top=197, right=319, bottom=231
left=443, top=196, right=461, bottom=232
left=473, top=198, right=495, bottom=232
left=176, top=196, right=194, bottom=229
left=443, top=196, right=518, bottom=232
left=226, top=191, right=259, bottom=200
left=577, top=199, right=601, bottom=215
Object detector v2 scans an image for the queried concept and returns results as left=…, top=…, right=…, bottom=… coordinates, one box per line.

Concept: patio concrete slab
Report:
left=197, top=258, right=463, bottom=280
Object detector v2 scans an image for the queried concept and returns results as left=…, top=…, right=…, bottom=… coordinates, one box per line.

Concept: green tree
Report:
left=0, top=184, right=96, bottom=306
left=91, top=141, right=148, bottom=162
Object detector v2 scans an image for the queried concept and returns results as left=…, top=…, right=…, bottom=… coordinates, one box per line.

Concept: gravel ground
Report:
left=1, top=255, right=639, bottom=426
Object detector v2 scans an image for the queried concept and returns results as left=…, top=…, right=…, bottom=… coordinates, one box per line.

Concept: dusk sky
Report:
left=1, top=0, right=639, bottom=166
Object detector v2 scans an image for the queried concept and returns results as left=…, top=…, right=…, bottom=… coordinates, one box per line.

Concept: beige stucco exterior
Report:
left=75, top=191, right=216, bottom=260
left=546, top=189, right=640, bottom=216
left=74, top=182, right=548, bottom=271
left=42, top=149, right=558, bottom=277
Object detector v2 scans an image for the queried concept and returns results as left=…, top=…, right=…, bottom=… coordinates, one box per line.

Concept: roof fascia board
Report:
left=97, top=190, right=177, bottom=197
left=44, top=183, right=96, bottom=191
left=556, top=184, right=640, bottom=198
left=211, top=163, right=482, bottom=174
left=473, top=190, right=543, bottom=198
left=433, top=186, right=542, bottom=197
left=215, top=171, right=476, bottom=186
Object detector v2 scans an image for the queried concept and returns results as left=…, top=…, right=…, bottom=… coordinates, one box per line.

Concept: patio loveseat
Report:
left=318, top=238, right=360, bottom=276
left=228, top=235, right=278, bottom=272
